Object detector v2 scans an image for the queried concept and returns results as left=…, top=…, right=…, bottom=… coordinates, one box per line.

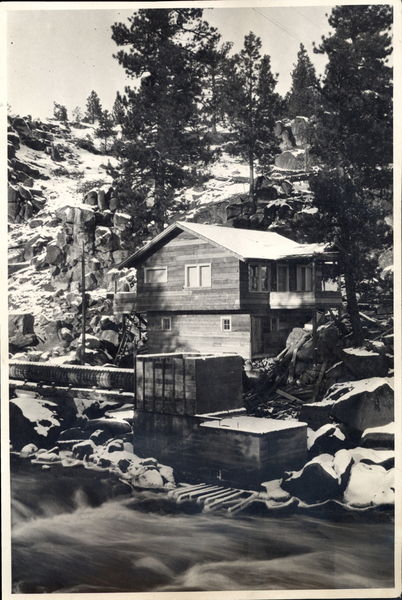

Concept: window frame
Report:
left=276, top=263, right=289, bottom=292
left=161, top=316, right=171, bottom=331
left=220, top=316, right=232, bottom=332
left=296, top=265, right=313, bottom=292
left=184, top=263, right=211, bottom=288
left=248, top=262, right=272, bottom=292
left=144, top=266, right=168, bottom=284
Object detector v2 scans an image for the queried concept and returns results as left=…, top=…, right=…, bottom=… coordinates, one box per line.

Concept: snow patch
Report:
left=12, top=397, right=60, bottom=437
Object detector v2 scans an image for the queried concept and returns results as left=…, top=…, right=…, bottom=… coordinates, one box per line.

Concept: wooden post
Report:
left=152, top=358, right=156, bottom=412
left=81, top=242, right=86, bottom=366
left=161, top=357, right=165, bottom=410
left=172, top=358, right=176, bottom=413
left=312, top=259, right=317, bottom=363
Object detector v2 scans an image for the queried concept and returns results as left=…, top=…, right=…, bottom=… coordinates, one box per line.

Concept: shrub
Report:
left=76, top=179, right=107, bottom=195
left=74, top=135, right=99, bottom=155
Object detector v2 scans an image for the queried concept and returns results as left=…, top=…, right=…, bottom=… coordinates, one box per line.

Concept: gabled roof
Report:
left=118, top=221, right=337, bottom=269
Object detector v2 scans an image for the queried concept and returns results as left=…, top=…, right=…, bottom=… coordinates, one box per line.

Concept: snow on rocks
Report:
left=281, top=451, right=352, bottom=503
left=360, top=422, right=394, bottom=449
left=10, top=395, right=62, bottom=450
left=343, top=462, right=394, bottom=508
left=263, top=444, right=395, bottom=511
left=11, top=386, right=176, bottom=493
left=341, top=346, right=389, bottom=379
left=300, top=377, right=394, bottom=433
left=307, top=424, right=346, bottom=458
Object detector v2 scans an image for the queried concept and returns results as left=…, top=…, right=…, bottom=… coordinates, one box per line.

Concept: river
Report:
left=9, top=457, right=395, bottom=595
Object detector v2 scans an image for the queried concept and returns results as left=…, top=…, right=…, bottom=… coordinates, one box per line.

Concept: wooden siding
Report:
left=135, top=353, right=243, bottom=415
left=136, top=230, right=241, bottom=312
left=147, top=312, right=252, bottom=359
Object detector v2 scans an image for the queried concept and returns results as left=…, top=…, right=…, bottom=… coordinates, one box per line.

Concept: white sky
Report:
left=5, top=2, right=335, bottom=121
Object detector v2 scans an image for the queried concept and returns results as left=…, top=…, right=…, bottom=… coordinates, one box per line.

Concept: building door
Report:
left=251, top=316, right=264, bottom=355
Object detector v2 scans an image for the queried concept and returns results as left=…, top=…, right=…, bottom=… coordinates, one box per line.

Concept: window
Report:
left=249, top=263, right=271, bottom=292
left=297, top=265, right=313, bottom=291
left=270, top=317, right=279, bottom=332
left=161, top=317, right=171, bottom=331
left=144, top=267, right=167, bottom=284
left=221, top=317, right=232, bottom=331
left=185, top=264, right=211, bottom=287
left=277, top=264, right=289, bottom=292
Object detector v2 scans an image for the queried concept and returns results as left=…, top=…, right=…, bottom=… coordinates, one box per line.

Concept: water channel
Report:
left=8, top=457, right=395, bottom=594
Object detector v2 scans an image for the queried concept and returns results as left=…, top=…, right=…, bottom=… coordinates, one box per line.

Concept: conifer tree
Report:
left=286, top=43, right=319, bottom=118
left=223, top=32, right=282, bottom=200
left=197, top=36, right=233, bottom=135
left=85, top=91, right=103, bottom=124
left=111, top=9, right=217, bottom=232
left=95, top=109, right=117, bottom=153
left=112, top=93, right=126, bottom=126
left=53, top=102, right=68, bottom=121
left=309, top=5, right=393, bottom=346
left=72, top=106, right=83, bottom=122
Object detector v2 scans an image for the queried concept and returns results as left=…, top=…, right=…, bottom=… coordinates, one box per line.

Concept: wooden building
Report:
left=115, top=222, right=342, bottom=359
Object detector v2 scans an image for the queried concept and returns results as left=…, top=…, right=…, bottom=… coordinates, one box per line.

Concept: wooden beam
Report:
left=276, top=388, right=303, bottom=403
left=287, top=347, right=298, bottom=385
left=311, top=360, right=328, bottom=403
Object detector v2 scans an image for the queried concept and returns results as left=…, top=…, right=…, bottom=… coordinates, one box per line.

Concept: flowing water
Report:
left=9, top=459, right=395, bottom=594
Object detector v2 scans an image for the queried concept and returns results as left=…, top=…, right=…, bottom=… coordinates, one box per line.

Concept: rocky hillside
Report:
left=7, top=113, right=393, bottom=366
left=8, top=114, right=396, bottom=514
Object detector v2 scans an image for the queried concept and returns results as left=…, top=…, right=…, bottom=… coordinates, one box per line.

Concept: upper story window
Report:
left=185, top=264, right=211, bottom=288
left=297, top=265, right=313, bottom=291
left=277, top=264, right=289, bottom=292
left=144, top=267, right=168, bottom=284
left=249, top=263, right=271, bottom=292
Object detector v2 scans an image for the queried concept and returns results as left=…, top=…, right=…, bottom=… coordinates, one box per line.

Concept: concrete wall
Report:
left=133, top=411, right=308, bottom=490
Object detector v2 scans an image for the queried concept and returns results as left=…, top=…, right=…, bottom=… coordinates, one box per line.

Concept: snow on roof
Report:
left=120, top=221, right=334, bottom=267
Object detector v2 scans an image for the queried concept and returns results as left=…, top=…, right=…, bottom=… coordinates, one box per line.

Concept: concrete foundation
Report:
left=134, top=411, right=308, bottom=490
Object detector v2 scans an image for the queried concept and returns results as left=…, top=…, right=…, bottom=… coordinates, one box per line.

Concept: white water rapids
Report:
left=9, top=461, right=395, bottom=594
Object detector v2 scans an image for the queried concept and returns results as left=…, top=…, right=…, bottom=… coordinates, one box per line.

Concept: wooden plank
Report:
left=142, top=358, right=145, bottom=408
left=152, top=358, right=156, bottom=412
left=287, top=347, right=298, bottom=385
left=161, top=357, right=165, bottom=406
left=276, top=388, right=303, bottom=403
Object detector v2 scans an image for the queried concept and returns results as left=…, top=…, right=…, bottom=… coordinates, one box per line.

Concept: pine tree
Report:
left=111, top=9, right=217, bottom=232
left=72, top=106, right=83, bottom=122
left=112, top=93, right=126, bottom=126
left=85, top=91, right=103, bottom=124
left=197, top=36, right=233, bottom=135
left=309, top=5, right=393, bottom=346
left=95, top=109, right=117, bottom=153
left=53, top=102, right=68, bottom=121
left=286, top=43, right=319, bottom=118
left=223, top=32, right=282, bottom=200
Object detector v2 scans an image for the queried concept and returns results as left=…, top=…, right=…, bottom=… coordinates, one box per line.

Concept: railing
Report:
left=269, top=290, right=342, bottom=309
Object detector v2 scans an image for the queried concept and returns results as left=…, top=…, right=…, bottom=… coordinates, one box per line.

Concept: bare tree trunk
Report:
left=343, top=255, right=364, bottom=347
left=249, top=148, right=254, bottom=204
left=154, top=152, right=165, bottom=233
